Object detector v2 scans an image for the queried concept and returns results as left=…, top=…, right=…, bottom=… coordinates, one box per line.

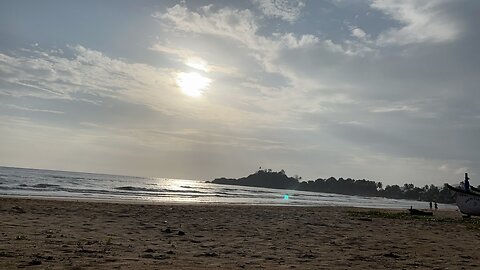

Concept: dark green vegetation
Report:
left=210, top=169, right=460, bottom=204
left=348, top=210, right=480, bottom=230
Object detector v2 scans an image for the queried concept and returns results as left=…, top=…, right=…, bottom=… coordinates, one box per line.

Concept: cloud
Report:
left=277, top=33, right=319, bottom=48
left=1, top=104, right=64, bottom=114
left=454, top=167, right=468, bottom=175
left=0, top=46, right=176, bottom=105
left=351, top=27, right=367, bottom=39
left=138, top=128, right=288, bottom=151
left=371, top=0, right=460, bottom=46
left=0, top=45, right=232, bottom=122
left=0, top=43, right=310, bottom=159
left=252, top=0, right=305, bottom=23
left=2, top=45, right=274, bottom=135
left=439, top=164, right=471, bottom=178
left=151, top=2, right=478, bottom=160
left=150, top=43, right=239, bottom=75
left=2, top=1, right=479, bottom=183
left=153, top=2, right=379, bottom=111
left=369, top=105, right=419, bottom=113
left=153, top=5, right=260, bottom=49
left=151, top=3, right=357, bottom=123
left=154, top=4, right=329, bottom=56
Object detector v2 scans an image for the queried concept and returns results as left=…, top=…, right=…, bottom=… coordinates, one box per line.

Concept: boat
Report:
left=471, top=186, right=480, bottom=193
left=446, top=173, right=480, bottom=216
left=408, top=208, right=433, bottom=216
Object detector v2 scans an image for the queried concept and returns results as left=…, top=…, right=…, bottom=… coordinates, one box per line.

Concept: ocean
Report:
left=0, top=166, right=456, bottom=210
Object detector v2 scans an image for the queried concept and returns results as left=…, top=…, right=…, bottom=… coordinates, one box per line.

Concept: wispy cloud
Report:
left=371, top=0, right=460, bottom=46
left=369, top=105, right=419, bottom=113
left=0, top=45, right=198, bottom=118
left=252, top=0, right=305, bottom=23
left=2, top=104, right=64, bottom=114
left=1, top=1, right=479, bottom=183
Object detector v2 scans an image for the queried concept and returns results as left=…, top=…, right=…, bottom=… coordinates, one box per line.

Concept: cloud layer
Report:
left=1, top=0, right=479, bottom=185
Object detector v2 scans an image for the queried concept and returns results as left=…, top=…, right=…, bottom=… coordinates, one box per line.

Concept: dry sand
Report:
left=1, top=197, right=479, bottom=269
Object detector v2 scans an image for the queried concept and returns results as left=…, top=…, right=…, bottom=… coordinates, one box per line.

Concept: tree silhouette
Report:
left=210, top=169, right=456, bottom=204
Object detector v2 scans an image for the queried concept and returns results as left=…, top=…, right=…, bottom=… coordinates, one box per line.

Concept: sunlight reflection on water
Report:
left=0, top=167, right=458, bottom=210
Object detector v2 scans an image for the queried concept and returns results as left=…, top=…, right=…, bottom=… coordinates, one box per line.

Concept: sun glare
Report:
left=176, top=72, right=211, bottom=97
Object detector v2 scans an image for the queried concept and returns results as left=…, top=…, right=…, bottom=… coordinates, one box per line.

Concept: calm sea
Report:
left=0, top=166, right=456, bottom=210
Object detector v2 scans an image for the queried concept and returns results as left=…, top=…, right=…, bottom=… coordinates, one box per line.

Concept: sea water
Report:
left=0, top=166, right=456, bottom=210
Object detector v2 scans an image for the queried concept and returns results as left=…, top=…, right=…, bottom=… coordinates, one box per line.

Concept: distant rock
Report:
left=210, top=170, right=298, bottom=190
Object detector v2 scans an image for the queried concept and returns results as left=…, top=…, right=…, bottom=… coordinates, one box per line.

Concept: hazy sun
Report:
left=176, top=72, right=211, bottom=97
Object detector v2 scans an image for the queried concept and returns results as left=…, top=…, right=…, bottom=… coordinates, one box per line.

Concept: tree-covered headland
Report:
left=209, top=169, right=459, bottom=204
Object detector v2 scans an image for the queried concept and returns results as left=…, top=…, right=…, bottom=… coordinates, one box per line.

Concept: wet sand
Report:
left=0, top=197, right=479, bottom=269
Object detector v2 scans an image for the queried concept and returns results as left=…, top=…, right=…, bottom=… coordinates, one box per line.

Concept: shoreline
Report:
left=1, top=197, right=476, bottom=269
left=0, top=193, right=457, bottom=211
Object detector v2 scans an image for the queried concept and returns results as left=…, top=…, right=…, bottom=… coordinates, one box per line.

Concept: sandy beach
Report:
left=1, top=197, right=479, bottom=269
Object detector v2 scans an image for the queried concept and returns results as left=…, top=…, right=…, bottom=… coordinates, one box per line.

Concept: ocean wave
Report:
left=63, top=188, right=115, bottom=195
left=115, top=186, right=204, bottom=194
left=49, top=175, right=69, bottom=179
left=116, top=186, right=159, bottom=192
left=1, top=185, right=121, bottom=196
left=2, top=167, right=447, bottom=209
left=33, top=183, right=61, bottom=188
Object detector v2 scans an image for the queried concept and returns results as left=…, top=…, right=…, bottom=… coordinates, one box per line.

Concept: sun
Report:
left=176, top=72, right=211, bottom=97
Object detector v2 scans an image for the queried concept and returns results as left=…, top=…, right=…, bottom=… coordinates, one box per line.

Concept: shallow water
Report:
left=0, top=166, right=456, bottom=210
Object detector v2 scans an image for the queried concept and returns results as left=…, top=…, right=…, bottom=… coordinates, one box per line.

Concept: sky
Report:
left=0, top=0, right=479, bottom=186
